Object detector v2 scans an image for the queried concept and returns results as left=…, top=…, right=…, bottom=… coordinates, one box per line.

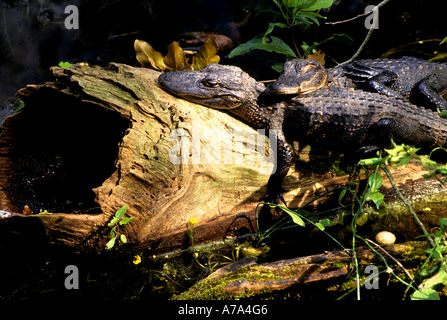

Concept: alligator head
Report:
left=158, top=63, right=265, bottom=109
left=268, top=59, right=328, bottom=95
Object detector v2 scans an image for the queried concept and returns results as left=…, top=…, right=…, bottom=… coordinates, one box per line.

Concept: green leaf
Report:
left=282, top=0, right=305, bottom=8
left=58, top=61, right=73, bottom=68
left=107, top=217, right=119, bottom=227
left=302, top=0, right=334, bottom=11
left=119, top=217, right=134, bottom=225
left=264, top=22, right=289, bottom=38
left=394, top=156, right=411, bottom=167
left=439, top=110, right=447, bottom=118
left=277, top=205, right=306, bottom=227
left=439, top=217, right=447, bottom=232
left=440, top=37, right=447, bottom=45
left=315, top=222, right=324, bottom=230
left=115, top=206, right=127, bottom=219
left=271, top=62, right=285, bottom=73
left=120, top=234, right=127, bottom=243
left=411, top=288, right=440, bottom=300
left=368, top=191, right=384, bottom=209
left=315, top=219, right=332, bottom=231
left=105, top=238, right=116, bottom=250
left=319, top=218, right=333, bottom=227
left=368, top=172, right=383, bottom=191
left=229, top=35, right=297, bottom=58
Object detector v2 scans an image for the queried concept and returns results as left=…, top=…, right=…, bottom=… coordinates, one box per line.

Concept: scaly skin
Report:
left=159, top=64, right=447, bottom=204
left=269, top=57, right=447, bottom=111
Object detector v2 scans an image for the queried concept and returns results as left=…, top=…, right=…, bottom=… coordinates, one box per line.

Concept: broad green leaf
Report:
left=439, top=217, right=447, bottom=231
left=282, top=0, right=305, bottom=8
left=368, top=173, right=383, bottom=191
left=315, top=222, right=325, bottom=231
left=264, top=22, right=289, bottom=39
left=271, top=62, right=285, bottom=73
left=297, top=12, right=325, bottom=26
left=368, top=191, right=384, bottom=209
left=120, top=234, right=127, bottom=243
left=119, top=217, right=134, bottom=225
left=108, top=217, right=119, bottom=227
left=105, top=238, right=116, bottom=250
left=394, top=156, right=411, bottom=167
left=276, top=205, right=306, bottom=227
left=115, top=206, right=127, bottom=219
left=58, top=61, right=73, bottom=68
left=192, top=37, right=220, bottom=70
left=318, top=218, right=333, bottom=227
left=134, top=39, right=168, bottom=70
left=164, top=41, right=192, bottom=71
left=229, top=35, right=297, bottom=58
left=302, top=0, right=334, bottom=11
left=411, top=288, right=440, bottom=300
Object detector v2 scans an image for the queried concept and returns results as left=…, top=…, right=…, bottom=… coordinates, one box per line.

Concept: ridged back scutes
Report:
left=290, top=86, right=447, bottom=148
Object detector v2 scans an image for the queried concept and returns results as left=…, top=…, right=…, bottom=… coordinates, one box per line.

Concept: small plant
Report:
left=229, top=0, right=352, bottom=71
left=58, top=61, right=73, bottom=68
left=186, top=217, right=207, bottom=269
left=410, top=218, right=447, bottom=300
left=255, top=201, right=344, bottom=250
left=105, top=206, right=133, bottom=250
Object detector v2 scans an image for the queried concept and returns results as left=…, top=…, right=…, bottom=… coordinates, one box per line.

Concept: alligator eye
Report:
left=301, top=64, right=317, bottom=73
left=202, top=80, right=220, bottom=88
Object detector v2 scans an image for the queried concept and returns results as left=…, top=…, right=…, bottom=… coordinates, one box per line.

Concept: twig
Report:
left=339, top=0, right=392, bottom=65
left=325, top=11, right=370, bottom=25
left=380, top=164, right=436, bottom=248
left=364, top=238, right=414, bottom=281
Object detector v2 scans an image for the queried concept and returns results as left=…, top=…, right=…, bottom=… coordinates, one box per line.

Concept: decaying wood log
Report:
left=173, top=242, right=429, bottom=300
left=0, top=63, right=446, bottom=254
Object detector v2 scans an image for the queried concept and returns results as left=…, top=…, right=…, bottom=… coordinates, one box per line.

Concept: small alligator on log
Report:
left=268, top=57, right=447, bottom=112
left=158, top=63, right=447, bottom=204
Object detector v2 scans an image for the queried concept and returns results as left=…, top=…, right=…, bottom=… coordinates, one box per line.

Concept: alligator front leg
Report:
left=413, top=72, right=447, bottom=112
left=344, top=63, right=403, bottom=99
left=261, top=130, right=293, bottom=205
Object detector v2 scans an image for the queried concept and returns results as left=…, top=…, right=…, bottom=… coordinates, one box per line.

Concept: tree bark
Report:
left=0, top=63, right=445, bottom=254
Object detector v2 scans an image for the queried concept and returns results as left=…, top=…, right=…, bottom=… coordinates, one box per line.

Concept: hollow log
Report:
left=0, top=63, right=446, bottom=254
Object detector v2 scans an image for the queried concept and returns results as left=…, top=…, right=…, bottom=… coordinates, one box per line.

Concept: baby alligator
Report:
left=159, top=63, right=447, bottom=204
left=268, top=57, right=447, bottom=112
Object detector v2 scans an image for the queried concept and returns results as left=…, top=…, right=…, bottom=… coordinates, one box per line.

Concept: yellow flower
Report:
left=188, top=217, right=200, bottom=225
left=133, top=255, right=141, bottom=265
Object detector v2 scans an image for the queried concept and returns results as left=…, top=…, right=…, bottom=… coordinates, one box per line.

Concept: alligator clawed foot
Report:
left=261, top=188, right=289, bottom=206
